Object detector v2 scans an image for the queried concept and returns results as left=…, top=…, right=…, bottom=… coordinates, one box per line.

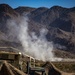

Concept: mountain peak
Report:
left=70, top=7, right=75, bottom=11
left=0, top=3, right=19, bottom=17
left=0, top=4, right=13, bottom=12
left=37, top=7, right=48, bottom=10
left=15, top=6, right=36, bottom=14
left=0, top=4, right=10, bottom=7
left=50, top=5, right=67, bottom=10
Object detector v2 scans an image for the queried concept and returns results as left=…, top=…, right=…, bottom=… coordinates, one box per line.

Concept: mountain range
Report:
left=0, top=4, right=75, bottom=57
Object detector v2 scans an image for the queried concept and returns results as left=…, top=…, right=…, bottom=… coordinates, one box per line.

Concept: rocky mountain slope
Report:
left=0, top=4, right=21, bottom=48
left=0, top=4, right=75, bottom=56
left=28, top=6, right=75, bottom=53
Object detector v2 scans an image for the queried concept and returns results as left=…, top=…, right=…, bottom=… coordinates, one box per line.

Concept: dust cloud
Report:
left=7, top=15, right=62, bottom=61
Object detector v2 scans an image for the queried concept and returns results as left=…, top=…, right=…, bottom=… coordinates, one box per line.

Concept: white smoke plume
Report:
left=7, top=15, right=62, bottom=61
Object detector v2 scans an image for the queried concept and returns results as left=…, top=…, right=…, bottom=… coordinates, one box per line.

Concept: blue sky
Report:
left=0, top=0, right=75, bottom=8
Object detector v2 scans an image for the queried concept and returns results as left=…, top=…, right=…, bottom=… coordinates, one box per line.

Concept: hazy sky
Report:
left=0, top=0, right=75, bottom=8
